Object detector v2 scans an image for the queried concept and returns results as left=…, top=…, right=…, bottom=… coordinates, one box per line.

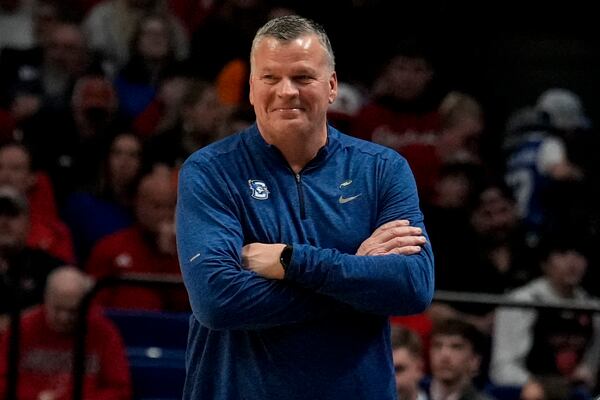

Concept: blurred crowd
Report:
left=0, top=0, right=599, bottom=399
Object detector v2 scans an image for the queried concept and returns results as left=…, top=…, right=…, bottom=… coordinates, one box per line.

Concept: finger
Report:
left=378, top=235, right=426, bottom=252
left=385, top=246, right=422, bottom=255
left=371, top=220, right=410, bottom=236
left=373, top=227, right=423, bottom=245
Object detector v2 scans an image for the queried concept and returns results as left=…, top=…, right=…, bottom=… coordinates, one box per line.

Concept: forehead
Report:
left=431, top=334, right=470, bottom=347
left=252, top=34, right=328, bottom=70
left=0, top=145, right=30, bottom=163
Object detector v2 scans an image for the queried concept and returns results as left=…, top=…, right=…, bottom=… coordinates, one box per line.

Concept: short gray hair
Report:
left=250, top=15, right=335, bottom=71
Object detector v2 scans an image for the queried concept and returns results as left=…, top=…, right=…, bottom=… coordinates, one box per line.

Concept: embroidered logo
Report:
left=338, top=179, right=361, bottom=204
left=338, top=194, right=362, bottom=204
left=249, top=180, right=270, bottom=200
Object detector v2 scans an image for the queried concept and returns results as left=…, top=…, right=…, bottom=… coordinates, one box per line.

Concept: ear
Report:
left=248, top=75, right=255, bottom=106
left=468, top=353, right=482, bottom=377
left=328, top=71, right=338, bottom=104
left=25, top=172, right=37, bottom=191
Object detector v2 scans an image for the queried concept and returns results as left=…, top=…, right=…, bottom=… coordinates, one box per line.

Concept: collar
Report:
left=244, top=123, right=340, bottom=172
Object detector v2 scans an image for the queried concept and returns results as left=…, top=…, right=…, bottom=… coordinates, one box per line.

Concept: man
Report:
left=0, top=266, right=131, bottom=399
left=427, top=319, right=494, bottom=400
left=0, top=186, right=64, bottom=334
left=490, top=238, right=600, bottom=392
left=86, top=168, right=187, bottom=311
left=0, top=141, right=75, bottom=263
left=176, top=15, right=434, bottom=399
left=351, top=40, right=442, bottom=202
left=391, top=326, right=427, bottom=400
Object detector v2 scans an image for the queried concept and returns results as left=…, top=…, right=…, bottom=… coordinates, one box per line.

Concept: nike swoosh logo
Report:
left=339, top=180, right=352, bottom=188
left=338, top=194, right=361, bottom=204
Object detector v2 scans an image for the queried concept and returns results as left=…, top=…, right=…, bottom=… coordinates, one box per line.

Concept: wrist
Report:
left=279, top=244, right=293, bottom=274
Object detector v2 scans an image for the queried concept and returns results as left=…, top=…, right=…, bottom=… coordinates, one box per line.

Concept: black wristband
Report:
left=279, top=245, right=293, bottom=271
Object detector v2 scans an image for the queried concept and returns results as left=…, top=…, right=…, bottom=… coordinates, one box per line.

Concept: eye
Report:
left=295, top=75, right=313, bottom=83
left=261, top=75, right=278, bottom=84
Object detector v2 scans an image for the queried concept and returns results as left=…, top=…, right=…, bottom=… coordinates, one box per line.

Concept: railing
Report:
left=4, top=278, right=600, bottom=400
left=72, top=274, right=184, bottom=400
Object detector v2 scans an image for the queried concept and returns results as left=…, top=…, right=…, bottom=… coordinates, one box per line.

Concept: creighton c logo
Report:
left=249, top=180, right=270, bottom=200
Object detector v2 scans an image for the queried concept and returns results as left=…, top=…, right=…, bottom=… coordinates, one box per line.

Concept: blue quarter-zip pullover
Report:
left=176, top=124, right=434, bottom=400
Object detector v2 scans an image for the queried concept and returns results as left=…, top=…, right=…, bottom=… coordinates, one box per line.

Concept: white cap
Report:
left=536, top=88, right=590, bottom=131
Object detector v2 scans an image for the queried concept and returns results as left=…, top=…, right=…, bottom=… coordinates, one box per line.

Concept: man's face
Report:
left=45, top=25, right=86, bottom=75
left=249, top=34, right=337, bottom=142
left=544, top=250, right=588, bottom=290
left=430, top=334, right=479, bottom=386
left=0, top=145, right=35, bottom=193
left=135, top=178, right=176, bottom=235
left=0, top=212, right=29, bottom=251
left=108, top=134, right=142, bottom=188
left=385, top=55, right=432, bottom=101
left=393, top=347, right=423, bottom=398
left=138, top=17, right=170, bottom=61
left=45, top=286, right=82, bottom=334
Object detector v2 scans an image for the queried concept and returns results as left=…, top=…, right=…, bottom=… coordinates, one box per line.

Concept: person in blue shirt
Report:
left=175, top=15, right=435, bottom=400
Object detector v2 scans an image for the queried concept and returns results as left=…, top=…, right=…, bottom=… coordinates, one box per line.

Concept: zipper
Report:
left=294, top=173, right=307, bottom=220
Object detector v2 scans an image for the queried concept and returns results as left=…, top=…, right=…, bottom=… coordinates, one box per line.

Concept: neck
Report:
left=260, top=124, right=328, bottom=174
left=432, top=377, right=470, bottom=400
left=549, top=280, right=576, bottom=298
left=398, top=387, right=419, bottom=400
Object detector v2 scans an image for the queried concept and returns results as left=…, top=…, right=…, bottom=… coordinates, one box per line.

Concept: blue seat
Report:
left=128, top=347, right=186, bottom=400
left=104, top=309, right=191, bottom=348
left=103, top=310, right=190, bottom=400
left=484, top=383, right=522, bottom=400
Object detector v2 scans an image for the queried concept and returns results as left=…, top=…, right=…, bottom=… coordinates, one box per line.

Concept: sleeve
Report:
left=176, top=158, right=349, bottom=330
left=0, top=329, right=8, bottom=397
left=581, top=307, right=600, bottom=378
left=489, top=291, right=536, bottom=386
left=537, top=136, right=567, bottom=175
left=86, top=319, right=132, bottom=400
left=283, top=155, right=435, bottom=315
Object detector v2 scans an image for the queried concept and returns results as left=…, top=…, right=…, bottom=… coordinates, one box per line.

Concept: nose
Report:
left=277, top=78, right=299, bottom=98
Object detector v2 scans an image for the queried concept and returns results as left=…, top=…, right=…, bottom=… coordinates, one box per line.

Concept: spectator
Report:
left=429, top=181, right=535, bottom=340
left=437, top=91, right=484, bottom=164
left=83, top=0, right=188, bottom=73
left=503, top=106, right=577, bottom=245
left=22, top=75, right=124, bottom=204
left=426, top=319, right=495, bottom=400
left=520, top=376, right=571, bottom=400
left=490, top=236, right=600, bottom=393
left=143, top=79, right=231, bottom=169
left=351, top=39, right=443, bottom=202
left=0, top=0, right=34, bottom=51
left=0, top=266, right=131, bottom=399
left=391, top=326, right=427, bottom=400
left=114, top=13, right=183, bottom=119
left=86, top=168, right=187, bottom=310
left=62, top=131, right=142, bottom=263
left=0, top=141, right=75, bottom=263
left=0, top=186, right=64, bottom=334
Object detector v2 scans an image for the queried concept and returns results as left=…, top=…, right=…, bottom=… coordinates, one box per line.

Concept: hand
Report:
left=242, top=243, right=287, bottom=280
left=37, top=390, right=57, bottom=400
left=11, top=94, right=41, bottom=121
left=570, top=364, right=595, bottom=389
left=356, top=220, right=426, bottom=256
left=156, top=221, right=177, bottom=256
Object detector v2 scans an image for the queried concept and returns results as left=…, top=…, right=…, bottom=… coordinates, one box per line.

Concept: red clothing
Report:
left=351, top=102, right=442, bottom=202
left=27, top=172, right=76, bottom=263
left=0, top=108, right=16, bottom=142
left=85, top=226, right=188, bottom=310
left=0, top=306, right=131, bottom=400
left=390, top=313, right=433, bottom=373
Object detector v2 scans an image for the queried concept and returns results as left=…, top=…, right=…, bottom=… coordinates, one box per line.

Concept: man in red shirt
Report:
left=86, top=168, right=188, bottom=310
left=0, top=266, right=131, bottom=400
